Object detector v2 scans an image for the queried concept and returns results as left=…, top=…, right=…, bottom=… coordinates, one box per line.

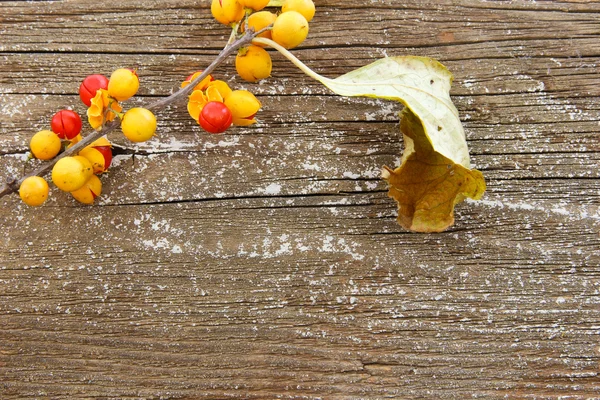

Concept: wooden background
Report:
left=1, top=0, right=599, bottom=398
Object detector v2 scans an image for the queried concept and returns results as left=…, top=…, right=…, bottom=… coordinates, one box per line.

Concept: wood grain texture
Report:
left=1, top=0, right=599, bottom=398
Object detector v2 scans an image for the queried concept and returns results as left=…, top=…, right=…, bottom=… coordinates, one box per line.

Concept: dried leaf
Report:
left=252, top=41, right=487, bottom=232
left=319, top=56, right=470, bottom=167
left=382, top=109, right=485, bottom=232
left=317, top=56, right=486, bottom=232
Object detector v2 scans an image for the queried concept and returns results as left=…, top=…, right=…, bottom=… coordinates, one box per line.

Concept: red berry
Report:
left=50, top=109, right=82, bottom=139
left=198, top=102, right=233, bottom=134
left=93, top=145, right=113, bottom=171
left=79, top=74, right=109, bottom=107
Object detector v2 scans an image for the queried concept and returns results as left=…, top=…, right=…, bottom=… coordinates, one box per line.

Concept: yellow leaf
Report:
left=252, top=39, right=487, bottom=232
left=322, top=56, right=471, bottom=168
left=382, top=109, right=486, bottom=232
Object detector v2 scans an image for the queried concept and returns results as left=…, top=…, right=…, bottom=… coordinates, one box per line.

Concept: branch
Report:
left=0, top=30, right=257, bottom=199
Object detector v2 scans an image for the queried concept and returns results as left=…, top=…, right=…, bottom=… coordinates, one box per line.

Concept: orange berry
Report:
left=224, top=90, right=262, bottom=126
left=187, top=90, right=208, bottom=122
left=19, top=176, right=49, bottom=207
left=108, top=68, right=139, bottom=101
left=30, top=130, right=62, bottom=160
left=272, top=11, right=309, bottom=49
left=51, top=156, right=89, bottom=192
left=121, top=107, right=157, bottom=143
left=247, top=11, right=277, bottom=46
left=71, top=175, right=102, bottom=205
left=236, top=45, right=272, bottom=83
left=72, top=155, right=94, bottom=182
left=181, top=71, right=214, bottom=91
left=79, top=145, right=112, bottom=174
left=238, top=0, right=270, bottom=11
left=282, top=0, right=315, bottom=22
left=211, top=0, right=244, bottom=26
left=207, top=80, right=233, bottom=100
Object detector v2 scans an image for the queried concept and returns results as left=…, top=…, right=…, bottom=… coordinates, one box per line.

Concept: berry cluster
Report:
left=183, top=71, right=261, bottom=134
left=22, top=105, right=107, bottom=207
left=21, top=110, right=109, bottom=207
left=212, top=0, right=316, bottom=83
left=19, top=68, right=156, bottom=207
left=83, top=69, right=157, bottom=143
left=17, top=1, right=317, bottom=208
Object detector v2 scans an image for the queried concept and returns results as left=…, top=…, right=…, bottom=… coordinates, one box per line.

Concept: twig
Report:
left=0, top=30, right=256, bottom=199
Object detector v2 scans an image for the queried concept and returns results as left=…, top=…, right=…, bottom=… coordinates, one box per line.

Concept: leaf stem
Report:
left=252, top=37, right=334, bottom=85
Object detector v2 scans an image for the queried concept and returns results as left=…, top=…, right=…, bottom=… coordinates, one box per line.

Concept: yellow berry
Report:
left=71, top=175, right=102, bottom=205
left=19, top=176, right=49, bottom=207
left=51, top=156, right=89, bottom=192
left=238, top=0, right=270, bottom=11
left=108, top=68, right=139, bottom=101
left=272, top=11, right=309, bottom=49
left=121, top=107, right=157, bottom=143
left=72, top=155, right=94, bottom=182
left=211, top=0, right=244, bottom=26
left=30, top=130, right=61, bottom=160
left=282, top=0, right=315, bottom=22
left=79, top=146, right=111, bottom=174
left=236, top=45, right=272, bottom=83
left=247, top=11, right=277, bottom=46
left=224, top=90, right=262, bottom=126
left=79, top=147, right=103, bottom=174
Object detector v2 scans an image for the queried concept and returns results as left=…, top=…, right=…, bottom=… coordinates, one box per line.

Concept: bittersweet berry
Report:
left=72, top=155, right=94, bottom=183
left=82, top=137, right=112, bottom=174
left=199, top=102, right=233, bottom=134
left=50, top=109, right=82, bottom=140
left=187, top=90, right=208, bottom=122
left=236, top=45, right=272, bottom=83
left=19, top=176, right=49, bottom=207
left=238, top=0, right=270, bottom=11
left=71, top=175, right=102, bottom=205
left=211, top=0, right=244, bottom=26
left=207, top=80, right=233, bottom=100
left=30, top=130, right=62, bottom=160
left=79, top=74, right=109, bottom=107
left=282, top=0, right=315, bottom=22
left=79, top=144, right=112, bottom=174
left=87, top=89, right=122, bottom=130
left=51, top=156, right=90, bottom=192
left=247, top=11, right=277, bottom=46
left=182, top=71, right=214, bottom=91
left=121, top=107, right=157, bottom=142
left=108, top=68, right=139, bottom=101
left=272, top=11, right=309, bottom=49
left=224, top=90, right=261, bottom=126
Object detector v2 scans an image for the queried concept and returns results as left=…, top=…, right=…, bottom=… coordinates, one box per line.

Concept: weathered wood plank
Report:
left=2, top=50, right=600, bottom=97
left=0, top=0, right=599, bottom=398
left=2, top=92, right=598, bottom=191
left=1, top=0, right=599, bottom=54
left=0, top=195, right=598, bottom=397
